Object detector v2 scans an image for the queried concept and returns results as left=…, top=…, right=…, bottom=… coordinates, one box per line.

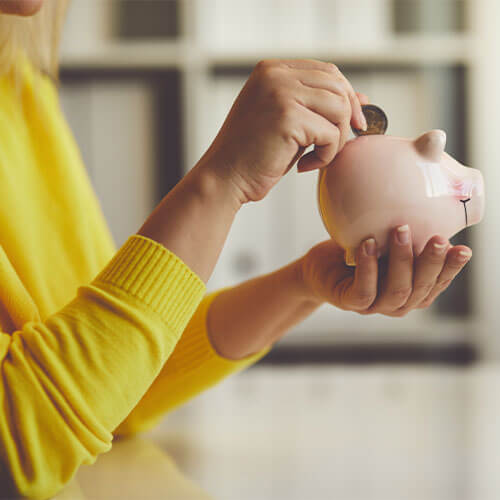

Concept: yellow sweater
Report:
left=0, top=57, right=266, bottom=499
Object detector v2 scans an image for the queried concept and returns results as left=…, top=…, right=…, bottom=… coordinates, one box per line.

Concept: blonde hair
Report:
left=0, top=0, right=69, bottom=83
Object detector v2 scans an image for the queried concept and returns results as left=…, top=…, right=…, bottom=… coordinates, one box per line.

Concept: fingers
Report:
left=417, top=245, right=472, bottom=308
left=297, top=140, right=339, bottom=173
left=284, top=61, right=366, bottom=130
left=296, top=69, right=351, bottom=99
left=402, top=236, right=450, bottom=310
left=295, top=107, right=340, bottom=172
left=296, top=86, right=351, bottom=151
left=284, top=146, right=306, bottom=174
left=340, top=238, right=378, bottom=310
left=333, top=70, right=366, bottom=131
left=280, top=58, right=338, bottom=71
left=368, top=225, right=413, bottom=313
left=297, top=68, right=363, bottom=131
left=323, top=228, right=470, bottom=318
left=257, top=59, right=366, bottom=162
left=326, top=224, right=470, bottom=317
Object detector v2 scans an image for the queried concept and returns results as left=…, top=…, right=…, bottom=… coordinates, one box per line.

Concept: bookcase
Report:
left=55, top=3, right=500, bottom=498
left=57, top=0, right=497, bottom=355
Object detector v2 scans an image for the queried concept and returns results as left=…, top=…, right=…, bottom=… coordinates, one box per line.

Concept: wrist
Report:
left=293, top=256, right=325, bottom=306
left=135, top=154, right=243, bottom=282
left=290, top=257, right=324, bottom=307
left=193, top=152, right=246, bottom=210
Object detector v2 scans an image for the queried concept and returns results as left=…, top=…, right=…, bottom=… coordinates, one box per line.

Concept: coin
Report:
left=351, top=104, right=388, bottom=136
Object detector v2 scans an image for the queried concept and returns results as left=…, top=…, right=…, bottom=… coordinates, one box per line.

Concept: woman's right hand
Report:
left=200, top=59, right=367, bottom=204
left=137, top=60, right=365, bottom=282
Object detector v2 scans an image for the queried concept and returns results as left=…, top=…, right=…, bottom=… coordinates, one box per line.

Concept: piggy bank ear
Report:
left=414, top=130, right=446, bottom=162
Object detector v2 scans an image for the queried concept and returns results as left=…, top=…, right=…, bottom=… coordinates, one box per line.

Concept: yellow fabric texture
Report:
left=0, top=56, right=268, bottom=499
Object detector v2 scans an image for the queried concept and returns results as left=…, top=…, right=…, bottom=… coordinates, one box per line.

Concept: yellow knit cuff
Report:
left=91, top=234, right=206, bottom=335
left=167, top=288, right=271, bottom=377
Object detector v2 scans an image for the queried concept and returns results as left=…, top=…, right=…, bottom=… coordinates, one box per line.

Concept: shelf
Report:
left=59, top=41, right=191, bottom=71
left=285, top=312, right=476, bottom=346
left=59, top=35, right=471, bottom=71
left=205, top=35, right=472, bottom=67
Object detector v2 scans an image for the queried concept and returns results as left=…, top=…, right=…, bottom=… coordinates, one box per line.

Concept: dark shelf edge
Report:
left=256, top=341, right=477, bottom=367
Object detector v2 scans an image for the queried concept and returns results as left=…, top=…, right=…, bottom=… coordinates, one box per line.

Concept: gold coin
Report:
left=352, top=104, right=388, bottom=136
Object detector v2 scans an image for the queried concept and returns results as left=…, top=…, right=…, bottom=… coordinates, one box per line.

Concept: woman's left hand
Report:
left=299, top=225, right=472, bottom=317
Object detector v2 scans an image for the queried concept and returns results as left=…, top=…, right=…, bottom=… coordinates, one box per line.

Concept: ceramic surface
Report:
left=317, top=130, right=485, bottom=265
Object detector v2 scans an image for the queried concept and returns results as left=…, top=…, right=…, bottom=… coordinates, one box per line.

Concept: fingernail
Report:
left=364, top=238, right=376, bottom=256
left=359, top=110, right=368, bottom=131
left=396, top=225, right=410, bottom=245
left=433, top=242, right=447, bottom=255
left=457, top=250, right=472, bottom=262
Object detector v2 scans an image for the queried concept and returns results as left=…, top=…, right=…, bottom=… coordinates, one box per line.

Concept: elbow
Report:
left=2, top=471, right=67, bottom=500
left=1, top=438, right=104, bottom=499
left=0, top=414, right=107, bottom=499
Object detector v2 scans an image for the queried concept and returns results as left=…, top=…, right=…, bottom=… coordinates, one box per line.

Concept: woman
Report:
left=0, top=1, right=472, bottom=498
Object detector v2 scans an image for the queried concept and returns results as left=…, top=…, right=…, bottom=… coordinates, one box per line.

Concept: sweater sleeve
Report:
left=114, top=289, right=270, bottom=437
left=0, top=234, right=205, bottom=500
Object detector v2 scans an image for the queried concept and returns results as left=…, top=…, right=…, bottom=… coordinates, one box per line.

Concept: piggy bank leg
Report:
left=345, top=248, right=357, bottom=267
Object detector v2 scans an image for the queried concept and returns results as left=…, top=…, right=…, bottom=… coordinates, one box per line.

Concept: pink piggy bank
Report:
left=317, top=130, right=485, bottom=266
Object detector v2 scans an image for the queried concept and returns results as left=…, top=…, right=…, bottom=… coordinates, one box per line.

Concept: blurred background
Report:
left=56, top=1, right=500, bottom=499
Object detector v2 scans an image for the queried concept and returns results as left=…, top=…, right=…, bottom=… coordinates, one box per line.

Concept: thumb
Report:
left=285, top=146, right=306, bottom=175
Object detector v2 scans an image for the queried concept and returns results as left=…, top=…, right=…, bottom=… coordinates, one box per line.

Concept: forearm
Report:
left=136, top=159, right=242, bottom=283
left=207, top=258, right=321, bottom=360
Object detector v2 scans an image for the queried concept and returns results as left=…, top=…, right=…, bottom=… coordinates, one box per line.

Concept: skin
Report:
left=137, top=63, right=471, bottom=359
left=0, top=3, right=471, bottom=358
left=207, top=231, right=471, bottom=359
left=0, top=0, right=43, bottom=16
left=139, top=59, right=369, bottom=280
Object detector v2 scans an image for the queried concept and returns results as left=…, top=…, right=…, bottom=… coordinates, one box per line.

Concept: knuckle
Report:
left=423, top=253, right=446, bottom=266
left=342, top=94, right=352, bottom=115
left=279, top=117, right=298, bottom=139
left=352, top=293, right=376, bottom=309
left=278, top=112, right=301, bottom=141
left=255, top=62, right=285, bottom=88
left=326, top=128, right=341, bottom=154
left=269, top=86, right=292, bottom=106
left=397, top=254, right=414, bottom=267
left=391, top=309, right=408, bottom=318
left=418, top=300, right=432, bottom=309
left=436, top=279, right=452, bottom=290
left=276, top=96, right=295, bottom=121
left=418, top=298, right=434, bottom=308
left=357, top=309, right=372, bottom=315
left=449, top=260, right=467, bottom=271
left=341, top=94, right=352, bottom=113
left=316, top=87, right=333, bottom=101
left=413, top=282, right=435, bottom=296
left=329, top=122, right=341, bottom=138
left=324, top=62, right=339, bottom=74
left=388, top=287, right=412, bottom=303
left=255, top=59, right=274, bottom=72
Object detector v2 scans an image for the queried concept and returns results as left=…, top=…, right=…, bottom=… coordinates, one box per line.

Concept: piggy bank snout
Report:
left=470, top=169, right=484, bottom=197
left=469, top=169, right=485, bottom=225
